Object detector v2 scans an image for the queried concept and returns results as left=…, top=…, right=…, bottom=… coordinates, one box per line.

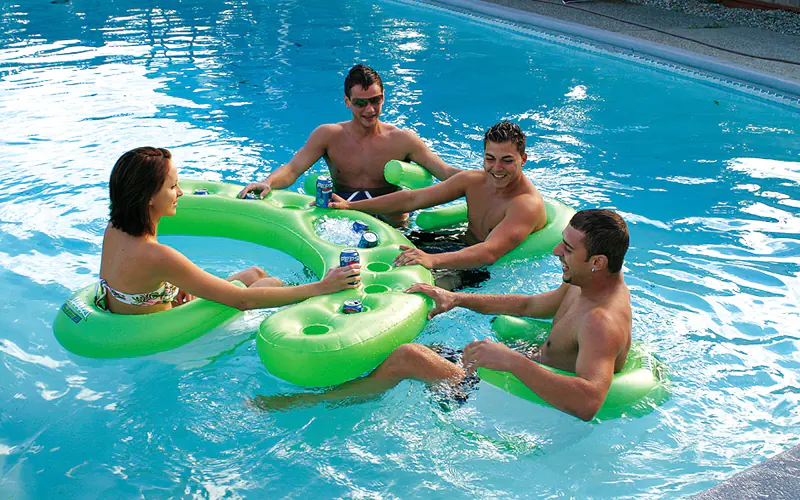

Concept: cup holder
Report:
left=364, top=284, right=390, bottom=295
left=303, top=324, right=330, bottom=335
left=282, top=205, right=304, bottom=210
left=366, top=262, right=392, bottom=273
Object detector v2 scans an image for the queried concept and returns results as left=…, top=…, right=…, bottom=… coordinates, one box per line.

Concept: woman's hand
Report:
left=317, top=264, right=361, bottom=294
left=171, top=289, right=195, bottom=308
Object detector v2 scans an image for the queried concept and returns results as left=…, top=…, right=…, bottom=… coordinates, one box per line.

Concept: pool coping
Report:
left=692, top=444, right=800, bottom=499
left=415, top=0, right=800, bottom=104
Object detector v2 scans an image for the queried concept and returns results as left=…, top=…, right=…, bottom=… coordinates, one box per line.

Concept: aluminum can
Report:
left=352, top=220, right=369, bottom=233
left=340, top=248, right=360, bottom=267
left=342, top=300, right=363, bottom=314
left=245, top=192, right=257, bottom=200
left=193, top=188, right=209, bottom=195
left=316, top=175, right=333, bottom=208
left=358, top=231, right=379, bottom=249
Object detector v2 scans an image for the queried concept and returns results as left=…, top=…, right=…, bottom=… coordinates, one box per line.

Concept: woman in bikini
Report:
left=99, top=147, right=359, bottom=314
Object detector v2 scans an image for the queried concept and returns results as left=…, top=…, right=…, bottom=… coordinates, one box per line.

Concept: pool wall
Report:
left=411, top=0, right=800, bottom=102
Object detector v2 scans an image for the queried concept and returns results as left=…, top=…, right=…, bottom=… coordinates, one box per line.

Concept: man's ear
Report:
left=590, top=254, right=608, bottom=272
left=521, top=153, right=528, bottom=166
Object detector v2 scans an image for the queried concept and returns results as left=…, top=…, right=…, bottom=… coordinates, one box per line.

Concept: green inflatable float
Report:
left=54, top=179, right=434, bottom=387
left=54, top=280, right=245, bottom=358
left=306, top=161, right=576, bottom=265
left=479, top=316, right=669, bottom=420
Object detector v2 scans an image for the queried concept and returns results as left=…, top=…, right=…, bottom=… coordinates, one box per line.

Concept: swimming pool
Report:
left=1, top=0, right=798, bottom=497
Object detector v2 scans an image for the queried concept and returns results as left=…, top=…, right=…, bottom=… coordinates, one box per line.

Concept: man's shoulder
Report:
left=314, top=122, right=347, bottom=135
left=380, top=122, right=415, bottom=140
left=579, top=302, right=631, bottom=346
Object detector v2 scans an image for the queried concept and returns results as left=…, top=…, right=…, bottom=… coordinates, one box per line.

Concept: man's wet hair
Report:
left=569, top=209, right=629, bottom=273
left=344, top=64, right=383, bottom=98
left=484, top=121, right=526, bottom=156
left=109, top=147, right=172, bottom=237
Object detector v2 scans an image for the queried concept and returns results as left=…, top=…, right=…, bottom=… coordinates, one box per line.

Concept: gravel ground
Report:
left=624, top=0, right=800, bottom=35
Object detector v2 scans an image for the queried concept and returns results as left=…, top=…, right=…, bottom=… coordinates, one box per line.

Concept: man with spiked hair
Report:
left=329, top=121, right=547, bottom=274
left=255, top=210, right=632, bottom=422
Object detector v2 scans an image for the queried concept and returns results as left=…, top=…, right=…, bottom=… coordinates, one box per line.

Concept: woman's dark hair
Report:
left=109, top=147, right=172, bottom=236
left=569, top=210, right=629, bottom=273
left=344, top=64, right=383, bottom=98
left=484, top=121, right=526, bottom=156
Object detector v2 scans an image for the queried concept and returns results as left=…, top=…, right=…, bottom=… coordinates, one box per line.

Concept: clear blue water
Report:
left=1, top=0, right=798, bottom=497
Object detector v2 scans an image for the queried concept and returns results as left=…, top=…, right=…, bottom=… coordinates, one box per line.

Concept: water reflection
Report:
left=0, top=0, right=799, bottom=497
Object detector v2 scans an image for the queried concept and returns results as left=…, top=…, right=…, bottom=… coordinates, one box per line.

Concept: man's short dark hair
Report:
left=344, top=64, right=383, bottom=98
left=484, top=121, right=526, bottom=156
left=109, top=147, right=172, bottom=237
left=569, top=210, right=629, bottom=273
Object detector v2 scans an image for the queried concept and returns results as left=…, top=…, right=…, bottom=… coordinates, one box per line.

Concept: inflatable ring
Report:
left=54, top=180, right=434, bottom=387
left=478, top=316, right=669, bottom=420
left=304, top=162, right=575, bottom=265
left=54, top=281, right=245, bottom=358
left=387, top=161, right=576, bottom=265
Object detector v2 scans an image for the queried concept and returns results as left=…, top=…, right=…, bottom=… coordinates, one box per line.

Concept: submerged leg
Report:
left=227, top=266, right=283, bottom=287
left=251, top=344, right=466, bottom=412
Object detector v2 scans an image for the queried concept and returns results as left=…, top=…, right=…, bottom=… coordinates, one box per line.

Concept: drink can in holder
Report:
left=316, top=176, right=333, bottom=208
left=342, top=300, right=363, bottom=314
left=358, top=231, right=379, bottom=248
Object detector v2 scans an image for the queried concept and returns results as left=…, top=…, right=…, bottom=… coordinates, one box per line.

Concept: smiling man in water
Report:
left=238, top=64, right=459, bottom=225
left=253, top=210, right=632, bottom=421
left=329, top=121, right=547, bottom=273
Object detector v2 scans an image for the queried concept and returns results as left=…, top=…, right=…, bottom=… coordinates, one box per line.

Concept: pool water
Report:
left=1, top=0, right=798, bottom=497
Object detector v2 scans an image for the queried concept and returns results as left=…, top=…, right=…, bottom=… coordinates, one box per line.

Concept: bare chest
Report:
left=538, top=294, right=583, bottom=371
left=465, top=189, right=508, bottom=240
left=325, top=134, right=409, bottom=188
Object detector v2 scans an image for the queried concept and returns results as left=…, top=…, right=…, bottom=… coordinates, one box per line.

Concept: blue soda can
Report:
left=340, top=248, right=360, bottom=267
left=358, top=231, right=379, bottom=249
left=316, top=175, right=333, bottom=208
left=193, top=188, right=209, bottom=195
left=342, top=300, right=363, bottom=314
left=245, top=192, right=258, bottom=200
left=352, top=220, right=369, bottom=233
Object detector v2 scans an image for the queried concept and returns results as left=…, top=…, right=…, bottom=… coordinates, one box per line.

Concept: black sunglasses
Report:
left=349, top=94, right=384, bottom=108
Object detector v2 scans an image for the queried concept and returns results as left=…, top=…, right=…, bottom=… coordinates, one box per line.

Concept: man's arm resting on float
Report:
left=502, top=311, right=622, bottom=421
left=450, top=283, right=568, bottom=318
left=423, top=197, right=539, bottom=269
left=405, top=132, right=461, bottom=180
left=156, top=246, right=355, bottom=310
left=240, top=126, right=330, bottom=197
left=331, top=171, right=469, bottom=214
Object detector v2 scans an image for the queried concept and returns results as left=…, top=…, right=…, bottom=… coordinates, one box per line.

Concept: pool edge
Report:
left=416, top=0, right=800, bottom=102
left=693, top=444, right=800, bottom=499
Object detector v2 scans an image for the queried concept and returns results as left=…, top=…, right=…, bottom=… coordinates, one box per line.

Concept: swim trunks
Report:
left=334, top=183, right=399, bottom=202
left=405, top=229, right=491, bottom=291
left=427, top=344, right=481, bottom=409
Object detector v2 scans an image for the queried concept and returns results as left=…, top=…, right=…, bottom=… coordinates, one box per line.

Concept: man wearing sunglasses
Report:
left=238, top=64, right=459, bottom=224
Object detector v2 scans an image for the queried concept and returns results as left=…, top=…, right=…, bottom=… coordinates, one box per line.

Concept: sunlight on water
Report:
left=0, top=0, right=798, bottom=498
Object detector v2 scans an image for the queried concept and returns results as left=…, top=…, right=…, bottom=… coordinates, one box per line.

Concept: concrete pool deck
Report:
left=428, top=0, right=800, bottom=98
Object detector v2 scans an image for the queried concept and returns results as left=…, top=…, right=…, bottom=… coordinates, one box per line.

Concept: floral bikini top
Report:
left=98, top=278, right=180, bottom=307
